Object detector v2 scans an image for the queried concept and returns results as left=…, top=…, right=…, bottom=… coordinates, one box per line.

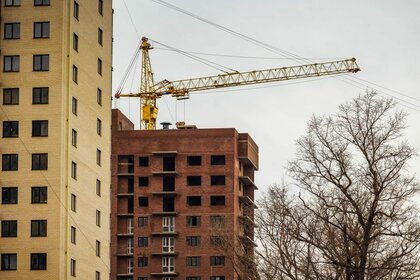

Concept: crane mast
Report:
left=115, top=37, right=360, bottom=130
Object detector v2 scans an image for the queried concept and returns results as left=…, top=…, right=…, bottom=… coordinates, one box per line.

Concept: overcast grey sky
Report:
left=112, top=0, right=420, bottom=192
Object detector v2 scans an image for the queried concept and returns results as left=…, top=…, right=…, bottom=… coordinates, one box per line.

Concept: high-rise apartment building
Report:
left=111, top=109, right=258, bottom=280
left=0, top=1, right=112, bottom=279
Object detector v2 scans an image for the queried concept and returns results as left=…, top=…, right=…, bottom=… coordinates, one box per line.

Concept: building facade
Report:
left=0, top=0, right=112, bottom=279
left=111, top=109, right=258, bottom=280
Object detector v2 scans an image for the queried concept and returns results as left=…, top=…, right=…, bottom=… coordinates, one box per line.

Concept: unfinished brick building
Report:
left=111, top=109, right=258, bottom=280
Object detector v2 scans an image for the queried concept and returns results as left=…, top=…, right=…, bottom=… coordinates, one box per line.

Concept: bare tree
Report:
left=256, top=92, right=420, bottom=280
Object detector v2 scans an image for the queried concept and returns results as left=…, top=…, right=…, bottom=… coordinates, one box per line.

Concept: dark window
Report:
left=187, top=196, right=201, bottom=206
left=96, top=240, right=100, bottom=256
left=138, top=257, right=148, bottom=267
left=163, top=176, right=175, bottom=191
left=138, top=278, right=147, bottom=280
left=4, top=55, right=19, bottom=72
left=96, top=210, right=101, bottom=226
left=187, top=277, right=201, bottom=280
left=163, top=196, right=175, bottom=212
left=71, top=161, right=77, bottom=179
left=186, top=256, right=201, bottom=267
left=71, top=194, right=76, bottom=211
left=96, top=149, right=101, bottom=166
left=98, top=28, right=103, bottom=45
left=97, top=88, right=102, bottom=105
left=1, top=254, right=17, bottom=270
left=71, top=226, right=76, bottom=244
left=163, top=156, right=175, bottom=171
left=1, top=220, right=17, bottom=237
left=73, top=33, right=79, bottom=51
left=98, top=0, right=103, bottom=15
left=210, top=236, right=223, bottom=247
left=211, top=155, right=225, bottom=165
left=186, top=216, right=201, bottom=227
left=96, top=179, right=101, bottom=196
left=97, top=58, right=102, bottom=75
left=2, top=187, right=18, bottom=204
left=34, top=0, right=50, bottom=5
left=187, top=155, right=201, bottom=166
left=186, top=236, right=200, bottom=247
left=211, top=176, right=225, bottom=186
left=187, top=176, right=201, bottom=186
left=97, top=119, right=102, bottom=135
left=73, top=1, right=79, bottom=20
left=138, top=217, right=148, bottom=227
left=32, top=120, right=48, bottom=137
left=33, top=54, right=49, bottom=71
left=96, top=271, right=100, bottom=280
left=210, top=277, right=225, bottom=280
left=127, top=198, right=134, bottom=213
left=210, top=216, right=225, bottom=227
left=33, top=87, right=49, bottom=104
left=32, top=187, right=47, bottom=203
left=31, top=253, right=47, bottom=270
left=5, top=0, right=21, bottom=7
left=34, top=22, right=49, bottom=38
left=72, top=97, right=77, bottom=115
left=70, top=259, right=76, bottom=276
left=71, top=129, right=77, bottom=147
left=139, top=156, right=149, bottom=166
left=3, top=121, right=18, bottom=137
left=138, top=177, right=149, bottom=187
left=72, top=65, right=78, bottom=83
left=210, top=196, right=226, bottom=206
left=4, top=23, right=20, bottom=39
left=3, top=88, right=19, bottom=105
left=138, top=237, right=148, bottom=247
left=31, top=220, right=47, bottom=237
left=2, top=154, right=18, bottom=171
left=32, top=153, right=48, bottom=170
left=138, top=196, right=149, bottom=207
left=210, top=256, right=225, bottom=266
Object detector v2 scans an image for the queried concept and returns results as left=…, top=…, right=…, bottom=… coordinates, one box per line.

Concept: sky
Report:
left=112, top=0, right=420, bottom=194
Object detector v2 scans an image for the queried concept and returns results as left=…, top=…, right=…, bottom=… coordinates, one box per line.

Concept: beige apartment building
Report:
left=0, top=0, right=112, bottom=279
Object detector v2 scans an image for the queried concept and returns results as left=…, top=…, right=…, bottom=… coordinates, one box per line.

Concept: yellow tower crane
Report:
left=115, top=37, right=360, bottom=130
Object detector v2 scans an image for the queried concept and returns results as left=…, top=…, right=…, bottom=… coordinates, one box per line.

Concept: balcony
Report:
left=238, top=134, right=258, bottom=170
left=150, top=272, right=178, bottom=277
left=117, top=232, right=134, bottom=237
left=152, top=171, right=178, bottom=176
left=151, top=251, right=177, bottom=256
left=239, top=235, right=257, bottom=247
left=152, top=191, right=178, bottom=196
left=152, top=151, right=178, bottom=156
left=239, top=176, right=258, bottom=190
left=239, top=215, right=257, bottom=227
left=239, top=195, right=258, bottom=209
left=151, top=231, right=179, bottom=236
left=152, top=211, right=178, bottom=216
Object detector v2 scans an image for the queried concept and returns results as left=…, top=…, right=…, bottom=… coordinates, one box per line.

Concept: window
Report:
left=186, top=236, right=200, bottom=247
left=33, top=87, right=48, bottom=104
left=98, top=28, right=103, bottom=45
left=96, top=179, right=101, bottom=196
left=1, top=220, right=17, bottom=237
left=97, top=58, right=102, bottom=75
left=71, top=161, right=77, bottom=179
left=162, top=216, right=175, bottom=232
left=97, top=88, right=102, bottom=105
left=4, top=55, right=19, bottom=72
left=96, top=149, right=101, bottom=166
left=138, top=257, right=148, bottom=267
left=138, top=216, right=148, bottom=227
left=4, top=23, right=20, bottom=39
left=72, top=97, right=77, bottom=115
left=210, top=277, right=225, bottom=280
left=128, top=258, right=134, bottom=274
left=71, top=129, right=77, bottom=147
left=31, top=253, right=47, bottom=270
left=3, top=121, right=18, bottom=137
left=2, top=187, right=18, bottom=204
left=162, top=257, right=174, bottom=273
left=187, top=277, right=201, bottom=280
left=163, top=176, right=175, bottom=191
left=96, top=210, right=101, bottom=226
left=70, top=259, right=76, bottom=276
left=138, top=237, right=148, bottom=247
left=210, top=236, right=223, bottom=247
left=187, top=155, right=201, bottom=166
left=73, top=33, right=79, bottom=51
left=32, top=120, right=48, bottom=137
left=139, top=156, right=149, bottom=166
left=3, top=88, right=19, bottom=105
left=211, top=155, right=226, bottom=165
left=32, top=153, right=48, bottom=170
left=31, top=220, right=47, bottom=237
left=1, top=254, right=17, bottom=270
left=34, top=0, right=50, bottom=5
left=71, top=194, right=76, bottom=212
left=138, top=176, right=149, bottom=187
left=2, top=154, right=18, bottom=171
left=211, top=175, right=225, bottom=186
left=138, top=196, right=148, bottom=207
left=163, top=196, right=175, bottom=212
left=96, top=240, right=101, bottom=256
left=98, top=0, right=103, bottom=15
left=210, top=256, right=225, bottom=266
left=34, top=22, right=50, bottom=38
left=163, top=156, right=175, bottom=171
left=162, top=236, right=175, bottom=252
left=96, top=271, right=100, bottom=280
left=5, top=0, right=21, bottom=6
left=210, top=216, right=225, bottom=227
left=210, top=196, right=225, bottom=206
left=186, top=256, right=201, bottom=267
left=187, top=196, right=201, bottom=206
left=72, top=65, right=78, bottom=83
left=187, top=176, right=201, bottom=186
left=31, top=186, right=47, bottom=203
left=138, top=278, right=148, bottom=280
left=73, top=1, right=79, bottom=20
left=33, top=54, right=49, bottom=71
left=97, top=119, right=102, bottom=135
left=186, top=216, right=201, bottom=227
left=71, top=226, right=76, bottom=244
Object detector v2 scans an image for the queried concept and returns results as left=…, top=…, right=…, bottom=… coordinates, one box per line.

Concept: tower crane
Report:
left=115, top=37, right=360, bottom=130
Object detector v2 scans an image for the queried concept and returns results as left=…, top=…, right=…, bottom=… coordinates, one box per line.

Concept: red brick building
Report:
left=111, top=109, right=258, bottom=280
